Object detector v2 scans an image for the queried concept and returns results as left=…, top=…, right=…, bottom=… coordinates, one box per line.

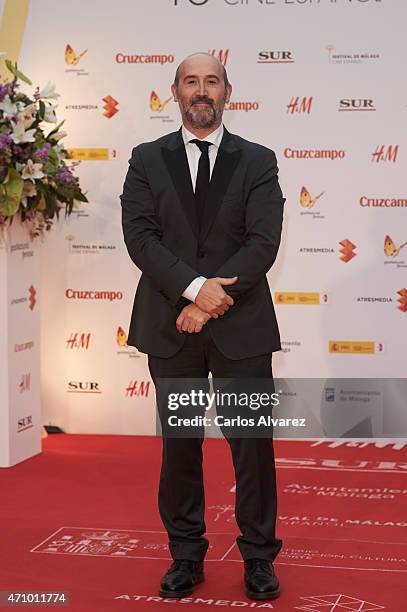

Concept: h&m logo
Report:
left=371, top=145, right=399, bottom=163
left=287, top=96, right=313, bottom=114
left=125, top=380, right=151, bottom=398
left=66, top=332, right=91, bottom=349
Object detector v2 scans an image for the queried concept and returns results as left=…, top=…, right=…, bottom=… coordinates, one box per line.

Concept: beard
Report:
left=180, top=94, right=226, bottom=129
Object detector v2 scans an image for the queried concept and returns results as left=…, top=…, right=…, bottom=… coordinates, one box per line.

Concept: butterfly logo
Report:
left=65, top=44, right=88, bottom=66
left=116, top=326, right=128, bottom=348
left=384, top=235, right=407, bottom=258
left=300, top=185, right=325, bottom=208
left=150, top=91, right=172, bottom=112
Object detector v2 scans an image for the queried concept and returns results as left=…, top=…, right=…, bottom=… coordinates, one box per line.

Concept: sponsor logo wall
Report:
left=0, top=215, right=41, bottom=466
left=11, top=0, right=405, bottom=434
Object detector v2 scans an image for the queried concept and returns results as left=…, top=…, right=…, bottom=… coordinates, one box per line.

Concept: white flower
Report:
left=18, top=103, right=38, bottom=128
left=54, top=143, right=67, bottom=161
left=0, top=95, right=19, bottom=117
left=11, top=120, right=36, bottom=143
left=38, top=81, right=60, bottom=100
left=52, top=130, right=67, bottom=141
left=43, top=103, right=58, bottom=123
left=18, top=159, right=45, bottom=182
left=0, top=51, right=7, bottom=60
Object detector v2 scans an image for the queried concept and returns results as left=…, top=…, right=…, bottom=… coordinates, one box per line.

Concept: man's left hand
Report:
left=176, top=304, right=211, bottom=334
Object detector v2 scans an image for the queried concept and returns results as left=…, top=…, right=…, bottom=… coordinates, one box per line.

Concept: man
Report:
left=120, top=52, right=285, bottom=600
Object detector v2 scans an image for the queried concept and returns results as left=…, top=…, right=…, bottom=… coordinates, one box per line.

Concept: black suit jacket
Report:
left=120, top=126, right=285, bottom=359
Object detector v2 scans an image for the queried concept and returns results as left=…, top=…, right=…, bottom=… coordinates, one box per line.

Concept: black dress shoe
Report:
left=159, top=559, right=205, bottom=598
left=244, top=559, right=280, bottom=600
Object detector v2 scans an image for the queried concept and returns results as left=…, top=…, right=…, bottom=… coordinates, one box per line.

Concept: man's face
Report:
left=171, top=55, right=232, bottom=129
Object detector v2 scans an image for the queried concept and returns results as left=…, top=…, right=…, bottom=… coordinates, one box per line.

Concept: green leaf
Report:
left=0, top=168, right=24, bottom=216
left=15, top=92, right=33, bottom=105
left=34, top=131, right=45, bottom=145
left=47, top=120, right=65, bottom=139
left=73, top=191, right=88, bottom=202
left=5, top=59, right=32, bottom=85
left=35, top=180, right=46, bottom=193
left=39, top=100, right=45, bottom=119
left=44, top=189, right=57, bottom=218
left=37, top=194, right=46, bottom=210
left=45, top=148, right=59, bottom=173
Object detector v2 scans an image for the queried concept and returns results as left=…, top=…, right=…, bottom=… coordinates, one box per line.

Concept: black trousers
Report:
left=148, top=326, right=282, bottom=562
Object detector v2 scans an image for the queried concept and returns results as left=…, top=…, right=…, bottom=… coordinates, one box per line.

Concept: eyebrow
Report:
left=183, top=74, right=221, bottom=81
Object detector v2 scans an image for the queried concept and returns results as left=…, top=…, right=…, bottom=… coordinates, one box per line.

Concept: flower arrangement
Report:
left=0, top=54, right=87, bottom=240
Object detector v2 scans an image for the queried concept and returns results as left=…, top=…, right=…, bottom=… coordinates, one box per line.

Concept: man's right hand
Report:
left=195, top=276, right=238, bottom=317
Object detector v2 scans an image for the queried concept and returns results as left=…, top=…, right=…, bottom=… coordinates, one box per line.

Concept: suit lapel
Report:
left=161, top=126, right=242, bottom=242
left=199, top=129, right=242, bottom=242
left=161, top=128, right=199, bottom=238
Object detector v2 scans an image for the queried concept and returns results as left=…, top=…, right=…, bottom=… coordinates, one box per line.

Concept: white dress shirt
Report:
left=181, top=123, right=224, bottom=302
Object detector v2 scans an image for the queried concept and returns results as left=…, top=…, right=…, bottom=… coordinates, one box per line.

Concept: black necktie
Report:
left=190, top=139, right=211, bottom=227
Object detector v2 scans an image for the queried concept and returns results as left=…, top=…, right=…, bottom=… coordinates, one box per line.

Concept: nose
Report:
left=196, top=80, right=208, bottom=97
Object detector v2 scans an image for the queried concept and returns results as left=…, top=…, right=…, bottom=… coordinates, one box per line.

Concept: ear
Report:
left=171, top=83, right=178, bottom=102
left=225, top=83, right=232, bottom=104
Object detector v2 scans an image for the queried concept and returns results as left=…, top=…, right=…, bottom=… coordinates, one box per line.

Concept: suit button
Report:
left=198, top=250, right=206, bottom=258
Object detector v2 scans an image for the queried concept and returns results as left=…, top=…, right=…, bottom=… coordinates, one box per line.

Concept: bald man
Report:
left=120, top=53, right=285, bottom=600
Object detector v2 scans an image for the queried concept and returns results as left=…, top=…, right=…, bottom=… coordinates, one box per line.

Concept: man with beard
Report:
left=120, top=53, right=285, bottom=600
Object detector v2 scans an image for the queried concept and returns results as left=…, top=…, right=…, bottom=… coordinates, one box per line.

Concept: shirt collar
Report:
left=182, top=123, right=224, bottom=149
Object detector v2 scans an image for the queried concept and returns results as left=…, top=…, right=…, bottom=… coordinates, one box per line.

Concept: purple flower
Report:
left=56, top=166, right=75, bottom=183
left=35, top=143, right=51, bottom=161
left=0, top=133, right=12, bottom=150
left=0, top=83, right=10, bottom=102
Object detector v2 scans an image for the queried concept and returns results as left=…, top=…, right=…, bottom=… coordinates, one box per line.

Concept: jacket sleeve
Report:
left=120, top=145, right=200, bottom=306
left=214, top=149, right=285, bottom=299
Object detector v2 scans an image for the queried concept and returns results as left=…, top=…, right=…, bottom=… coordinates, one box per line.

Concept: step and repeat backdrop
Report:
left=6, top=0, right=406, bottom=437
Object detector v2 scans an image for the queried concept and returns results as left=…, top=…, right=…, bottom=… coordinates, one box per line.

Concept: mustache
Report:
left=190, top=97, right=215, bottom=107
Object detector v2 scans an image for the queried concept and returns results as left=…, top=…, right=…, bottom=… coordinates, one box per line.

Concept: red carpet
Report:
left=0, top=435, right=406, bottom=611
